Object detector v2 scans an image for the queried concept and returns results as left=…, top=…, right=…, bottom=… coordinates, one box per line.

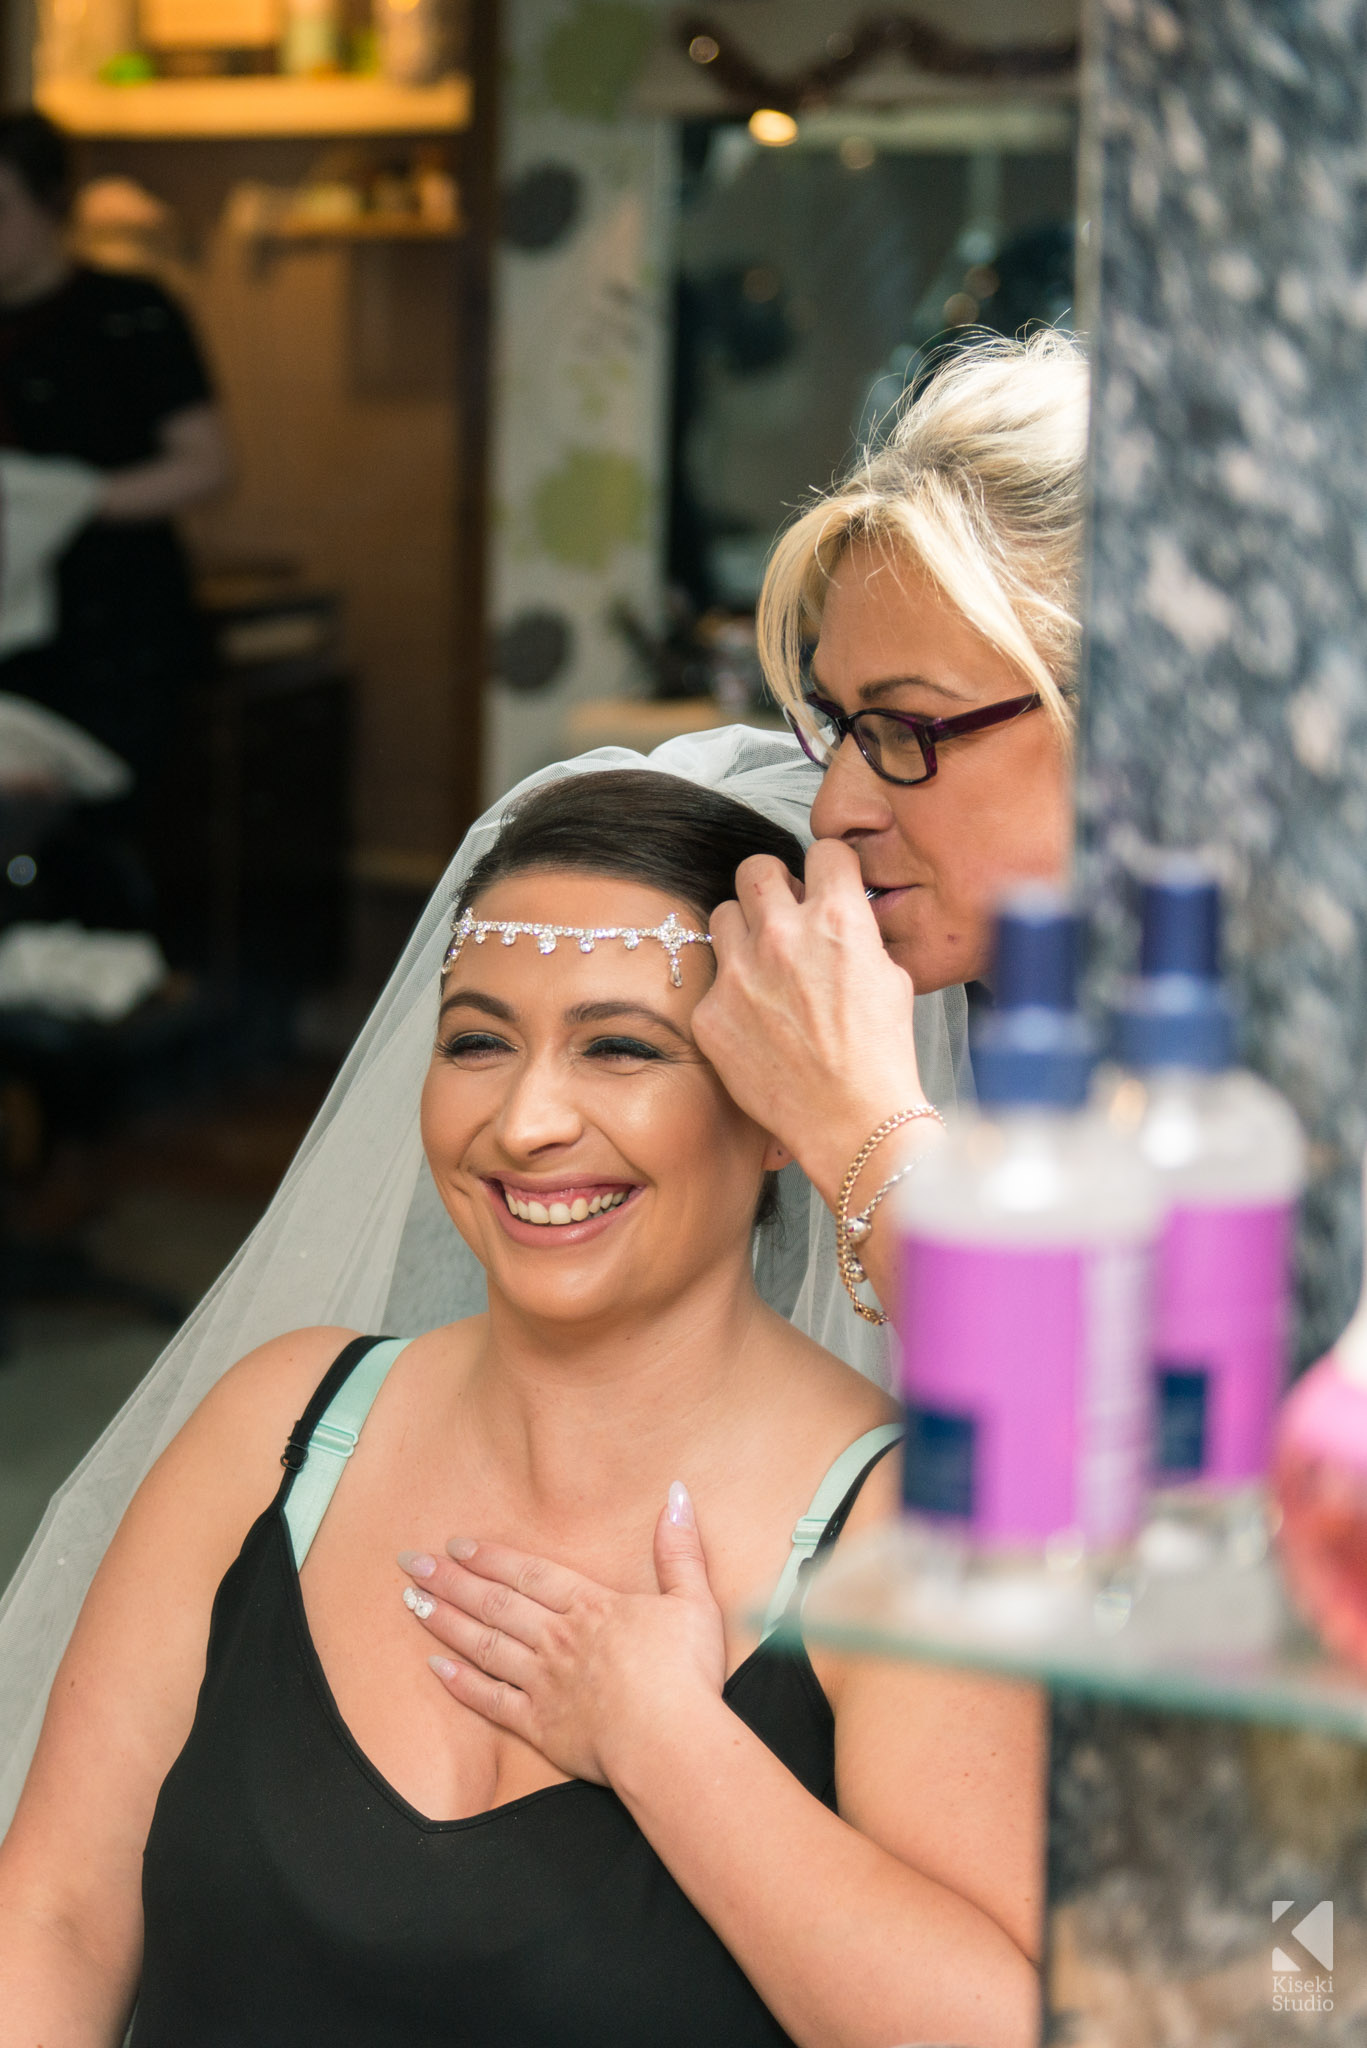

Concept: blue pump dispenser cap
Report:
left=1115, top=857, right=1234, bottom=1072
left=1138, top=855, right=1220, bottom=977
left=972, top=885, right=1094, bottom=1108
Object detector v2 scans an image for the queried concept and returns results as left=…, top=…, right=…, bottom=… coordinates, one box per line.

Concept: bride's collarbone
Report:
left=289, top=1358, right=891, bottom=1802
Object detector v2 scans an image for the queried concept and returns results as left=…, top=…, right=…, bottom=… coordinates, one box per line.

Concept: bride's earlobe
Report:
left=762, top=1136, right=792, bottom=1171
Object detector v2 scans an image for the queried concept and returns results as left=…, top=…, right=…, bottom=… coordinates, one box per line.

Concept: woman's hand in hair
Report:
left=695, top=839, right=936, bottom=1211
left=399, top=1484, right=725, bottom=1787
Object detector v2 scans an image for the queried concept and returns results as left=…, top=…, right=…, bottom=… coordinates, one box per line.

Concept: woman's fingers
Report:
left=404, top=1584, right=539, bottom=1688
left=398, top=1540, right=577, bottom=1649
left=732, top=852, right=805, bottom=922
left=723, top=842, right=869, bottom=961
left=802, top=834, right=877, bottom=909
left=427, top=1653, right=536, bottom=1741
left=706, top=896, right=748, bottom=956
left=446, top=1538, right=582, bottom=1612
left=693, top=826, right=926, bottom=1204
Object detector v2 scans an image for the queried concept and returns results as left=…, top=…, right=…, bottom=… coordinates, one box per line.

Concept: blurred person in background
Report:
left=0, top=110, right=231, bottom=1240
left=0, top=110, right=230, bottom=811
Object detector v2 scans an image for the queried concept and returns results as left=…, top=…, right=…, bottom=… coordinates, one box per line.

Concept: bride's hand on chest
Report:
left=393, top=1482, right=727, bottom=1789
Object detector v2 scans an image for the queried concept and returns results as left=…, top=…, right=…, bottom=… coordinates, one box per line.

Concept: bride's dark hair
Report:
left=456, top=767, right=805, bottom=921
left=455, top=768, right=804, bottom=1228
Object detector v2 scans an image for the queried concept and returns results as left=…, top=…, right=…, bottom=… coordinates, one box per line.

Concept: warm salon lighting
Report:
left=688, top=33, right=720, bottom=62
left=749, top=108, right=799, bottom=146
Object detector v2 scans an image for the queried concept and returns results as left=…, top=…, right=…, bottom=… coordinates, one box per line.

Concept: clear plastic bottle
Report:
left=1103, top=859, right=1304, bottom=1489
left=893, top=886, right=1162, bottom=1642
left=1100, top=859, right=1304, bottom=1653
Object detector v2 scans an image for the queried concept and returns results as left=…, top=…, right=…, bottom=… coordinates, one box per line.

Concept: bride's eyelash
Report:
left=438, top=1032, right=669, bottom=1063
left=438, top=1031, right=511, bottom=1060
left=586, top=1035, right=668, bottom=1061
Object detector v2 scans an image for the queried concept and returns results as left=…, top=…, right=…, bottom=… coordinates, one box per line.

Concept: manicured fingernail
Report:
left=428, top=1654, right=458, bottom=1680
left=397, top=1551, right=436, bottom=1579
left=667, top=1480, right=694, bottom=1529
left=402, top=1586, right=436, bottom=1620
left=446, top=1538, right=478, bottom=1560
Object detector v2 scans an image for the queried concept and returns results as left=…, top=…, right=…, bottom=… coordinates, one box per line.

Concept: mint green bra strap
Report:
left=283, top=1337, right=411, bottom=1567
left=758, top=1422, right=903, bottom=1643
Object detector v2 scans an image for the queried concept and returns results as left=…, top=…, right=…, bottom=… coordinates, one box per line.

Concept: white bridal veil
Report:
left=0, top=724, right=968, bottom=1828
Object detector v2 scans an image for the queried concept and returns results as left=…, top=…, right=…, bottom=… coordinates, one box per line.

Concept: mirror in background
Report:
left=487, top=0, right=1082, bottom=792
left=670, top=110, right=1075, bottom=628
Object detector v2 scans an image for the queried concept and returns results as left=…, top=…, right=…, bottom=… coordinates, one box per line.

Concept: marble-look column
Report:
left=1047, top=1702, right=1367, bottom=2043
left=1051, top=8, right=1367, bottom=2041
left=1077, top=0, right=1367, bottom=1362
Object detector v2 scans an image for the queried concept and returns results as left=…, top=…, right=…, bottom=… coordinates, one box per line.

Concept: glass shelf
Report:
left=35, top=74, right=471, bottom=139
left=772, top=1523, right=1367, bottom=1741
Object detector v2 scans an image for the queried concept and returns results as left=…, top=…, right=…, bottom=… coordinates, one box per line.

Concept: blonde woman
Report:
left=696, top=328, right=1088, bottom=1333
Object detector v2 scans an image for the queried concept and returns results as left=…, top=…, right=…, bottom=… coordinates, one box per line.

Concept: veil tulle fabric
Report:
left=0, top=725, right=969, bottom=1828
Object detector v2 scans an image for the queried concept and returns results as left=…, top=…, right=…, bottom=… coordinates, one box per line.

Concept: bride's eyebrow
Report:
left=438, top=990, right=516, bottom=1022
left=566, top=999, right=690, bottom=1043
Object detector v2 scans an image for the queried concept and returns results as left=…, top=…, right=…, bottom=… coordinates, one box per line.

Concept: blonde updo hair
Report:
left=757, top=329, right=1090, bottom=743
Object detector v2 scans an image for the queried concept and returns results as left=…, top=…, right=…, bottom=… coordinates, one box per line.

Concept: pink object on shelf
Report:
left=1274, top=1150, right=1367, bottom=1670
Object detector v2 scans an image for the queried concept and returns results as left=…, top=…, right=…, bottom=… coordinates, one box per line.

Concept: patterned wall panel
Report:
left=1078, top=0, right=1367, bottom=1362
left=484, top=0, right=674, bottom=801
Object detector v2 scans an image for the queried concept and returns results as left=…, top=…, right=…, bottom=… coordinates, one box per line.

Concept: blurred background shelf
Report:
left=562, top=698, right=785, bottom=754
left=249, top=212, right=461, bottom=241
left=781, top=1525, right=1367, bottom=1742
left=35, top=73, right=471, bottom=138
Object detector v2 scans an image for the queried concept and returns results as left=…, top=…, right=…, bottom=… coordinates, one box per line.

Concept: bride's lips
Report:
left=483, top=1176, right=642, bottom=1247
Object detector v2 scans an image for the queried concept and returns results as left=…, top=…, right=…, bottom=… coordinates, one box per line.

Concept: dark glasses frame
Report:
left=786, top=689, right=1043, bottom=787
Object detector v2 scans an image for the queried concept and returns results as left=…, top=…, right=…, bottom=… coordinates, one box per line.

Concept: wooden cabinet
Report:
left=152, top=632, right=352, bottom=990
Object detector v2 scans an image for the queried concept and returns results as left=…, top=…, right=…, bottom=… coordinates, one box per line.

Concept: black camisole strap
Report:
left=783, top=1434, right=902, bottom=1619
left=277, top=1335, right=390, bottom=1481
left=810, top=1436, right=901, bottom=1564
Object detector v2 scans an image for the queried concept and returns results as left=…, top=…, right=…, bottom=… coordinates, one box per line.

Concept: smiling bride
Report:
left=0, top=769, right=1042, bottom=2048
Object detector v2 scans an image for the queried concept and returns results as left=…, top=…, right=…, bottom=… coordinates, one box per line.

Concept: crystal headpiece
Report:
left=443, top=909, right=713, bottom=988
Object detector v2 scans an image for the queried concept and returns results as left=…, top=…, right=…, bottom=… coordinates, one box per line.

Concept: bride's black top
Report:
left=131, top=1338, right=896, bottom=2047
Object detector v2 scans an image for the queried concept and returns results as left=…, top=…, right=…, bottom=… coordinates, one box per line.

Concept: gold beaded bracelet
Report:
left=835, top=1106, right=946, bottom=1325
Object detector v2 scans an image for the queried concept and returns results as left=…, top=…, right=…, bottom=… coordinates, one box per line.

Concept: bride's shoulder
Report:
left=762, top=1312, right=899, bottom=1432
left=758, top=1329, right=903, bottom=1544
left=179, top=1324, right=364, bottom=1459
left=740, top=1322, right=902, bottom=1559
left=131, top=1326, right=364, bottom=1532
left=178, top=1320, right=483, bottom=1484
left=74, top=1328, right=367, bottom=1650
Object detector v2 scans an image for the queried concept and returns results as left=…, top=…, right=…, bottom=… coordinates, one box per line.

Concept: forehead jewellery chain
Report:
left=444, top=909, right=714, bottom=989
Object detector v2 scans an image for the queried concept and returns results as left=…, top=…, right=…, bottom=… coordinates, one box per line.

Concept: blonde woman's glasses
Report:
left=786, top=690, right=1043, bottom=787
